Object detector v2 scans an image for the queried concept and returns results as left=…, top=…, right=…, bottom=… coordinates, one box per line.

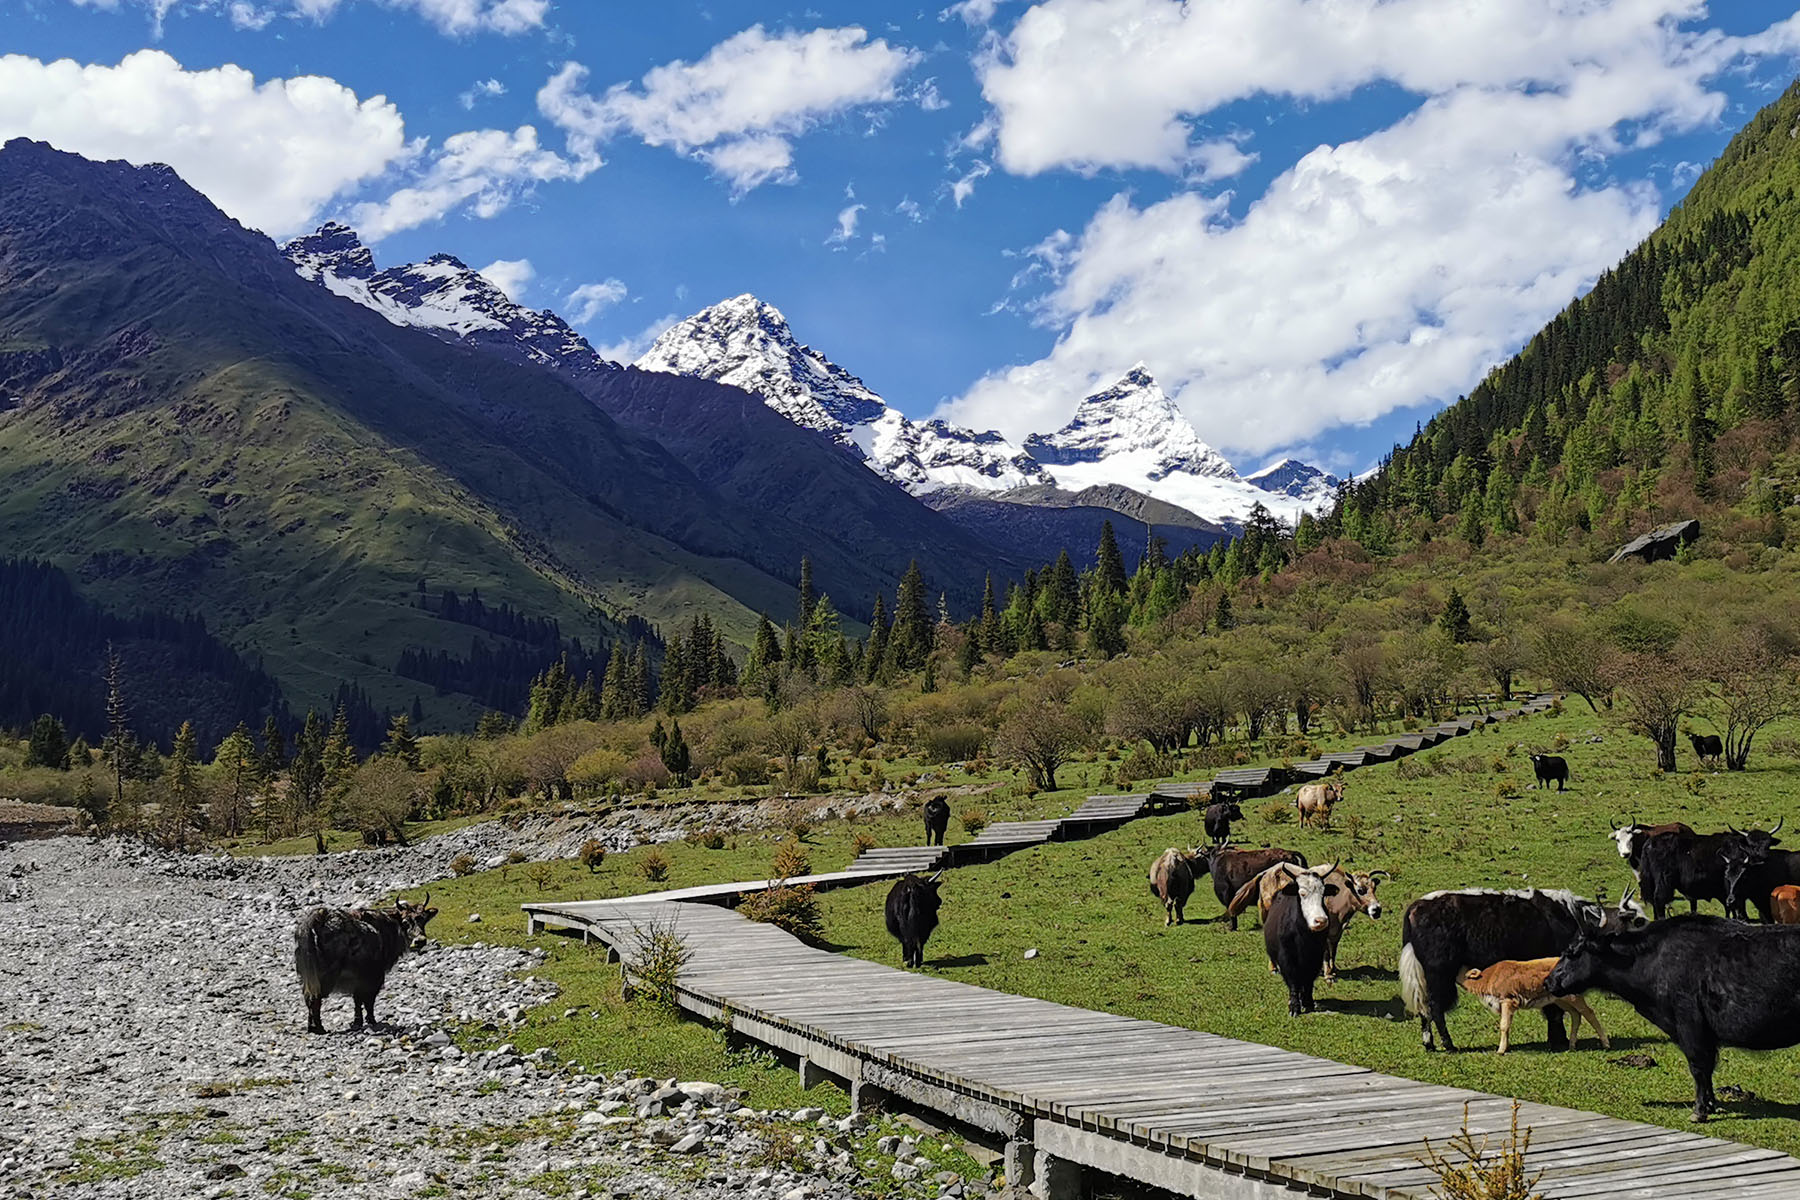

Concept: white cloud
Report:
left=825, top=201, right=864, bottom=247
left=941, top=0, right=1003, bottom=26
left=597, top=311, right=679, bottom=363
left=0, top=49, right=405, bottom=236
left=476, top=257, right=533, bottom=301
left=895, top=195, right=922, bottom=222
left=944, top=1, right=1800, bottom=456
left=538, top=25, right=920, bottom=194
left=949, top=159, right=990, bottom=207
left=71, top=0, right=548, bottom=37
left=565, top=278, right=629, bottom=325
left=459, top=77, right=507, bottom=109
left=349, top=124, right=597, bottom=239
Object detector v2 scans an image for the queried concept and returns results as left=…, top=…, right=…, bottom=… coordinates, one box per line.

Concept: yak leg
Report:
left=1322, top=923, right=1342, bottom=983
left=1497, top=1000, right=1514, bottom=1054
left=1682, top=1036, right=1719, bottom=1122
left=305, top=994, right=325, bottom=1035
left=1174, top=896, right=1186, bottom=925
left=1433, top=1005, right=1457, bottom=1054
left=1543, top=1004, right=1569, bottom=1050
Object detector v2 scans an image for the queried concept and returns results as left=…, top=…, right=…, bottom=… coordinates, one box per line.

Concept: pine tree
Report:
left=1214, top=590, right=1236, bottom=631
left=260, top=715, right=287, bottom=779
left=745, top=613, right=782, bottom=687
left=650, top=717, right=668, bottom=756
left=526, top=656, right=571, bottom=732
left=796, top=556, right=817, bottom=627
left=1439, top=588, right=1473, bottom=644
left=384, top=713, right=421, bottom=769
left=661, top=718, right=691, bottom=785
left=211, top=722, right=257, bottom=836
left=1047, top=550, right=1080, bottom=625
left=289, top=710, right=327, bottom=840
left=568, top=672, right=602, bottom=722
left=164, top=721, right=202, bottom=844
left=599, top=644, right=629, bottom=719
left=890, top=560, right=933, bottom=671
left=101, top=643, right=136, bottom=821
left=976, top=575, right=998, bottom=656
left=1094, top=521, right=1128, bottom=597
left=25, top=714, right=69, bottom=770
left=323, top=706, right=358, bottom=787
left=864, top=593, right=891, bottom=682
left=476, top=710, right=516, bottom=739
left=1088, top=592, right=1126, bottom=659
left=629, top=642, right=652, bottom=715
left=1293, top=513, right=1323, bottom=555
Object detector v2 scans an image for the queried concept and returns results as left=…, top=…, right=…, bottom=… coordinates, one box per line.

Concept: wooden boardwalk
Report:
left=524, top=895, right=1800, bottom=1199
left=844, top=694, right=1560, bottom=877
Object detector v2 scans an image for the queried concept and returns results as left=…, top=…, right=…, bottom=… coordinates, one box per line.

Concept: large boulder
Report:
left=1609, top=518, right=1700, bottom=564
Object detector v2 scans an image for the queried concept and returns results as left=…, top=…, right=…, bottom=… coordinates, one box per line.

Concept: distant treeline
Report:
left=0, top=557, right=288, bottom=749
left=394, top=586, right=662, bottom=717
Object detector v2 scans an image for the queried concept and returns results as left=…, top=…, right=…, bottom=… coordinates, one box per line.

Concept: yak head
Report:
left=1271, top=862, right=1339, bottom=932
left=1346, top=870, right=1388, bottom=919
left=391, top=893, right=438, bottom=952
left=1545, top=923, right=1621, bottom=997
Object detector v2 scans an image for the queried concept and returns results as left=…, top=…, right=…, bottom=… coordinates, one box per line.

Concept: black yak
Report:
left=1548, top=915, right=1800, bottom=1121
left=922, top=795, right=950, bottom=847
left=1202, top=800, right=1243, bottom=845
left=885, top=873, right=943, bottom=968
left=295, top=896, right=437, bottom=1033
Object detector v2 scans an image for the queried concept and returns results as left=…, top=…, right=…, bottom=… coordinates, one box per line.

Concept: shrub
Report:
left=959, top=808, right=988, bottom=835
left=772, top=838, right=812, bottom=879
left=1258, top=799, right=1293, bottom=825
left=526, top=863, right=556, bottom=892
left=1418, top=1102, right=1544, bottom=1200
left=505, top=849, right=528, bottom=865
left=1117, top=744, right=1174, bottom=788
left=738, top=884, right=825, bottom=944
left=624, top=752, right=672, bottom=791
left=1493, top=779, right=1521, bottom=800
left=920, top=722, right=986, bottom=764
left=448, top=852, right=477, bottom=877
left=630, top=918, right=692, bottom=1013
left=776, top=803, right=813, bottom=841
left=638, top=847, right=670, bottom=882
left=781, top=760, right=822, bottom=795
left=1551, top=733, right=1571, bottom=750
left=568, top=747, right=630, bottom=794
left=850, top=831, right=878, bottom=857
left=578, top=839, right=607, bottom=872
left=690, top=828, right=727, bottom=850
left=721, top=751, right=771, bottom=787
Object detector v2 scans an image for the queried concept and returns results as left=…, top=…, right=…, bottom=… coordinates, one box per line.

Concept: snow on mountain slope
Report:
left=1246, top=459, right=1345, bottom=507
left=1024, top=365, right=1237, bottom=481
left=282, top=223, right=616, bottom=380
left=635, top=295, right=1051, bottom=493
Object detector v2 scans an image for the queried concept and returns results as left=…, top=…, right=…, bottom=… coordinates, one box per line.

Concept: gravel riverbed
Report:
left=0, top=834, right=998, bottom=1200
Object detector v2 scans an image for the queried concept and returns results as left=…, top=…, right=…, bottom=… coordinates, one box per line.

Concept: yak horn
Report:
left=1772, top=817, right=1786, bottom=837
left=928, top=871, right=944, bottom=883
left=421, top=890, right=430, bottom=908
left=1369, top=869, right=1390, bottom=881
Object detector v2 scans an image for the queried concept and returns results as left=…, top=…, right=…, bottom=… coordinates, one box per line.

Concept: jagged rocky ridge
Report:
left=280, top=227, right=1341, bottom=529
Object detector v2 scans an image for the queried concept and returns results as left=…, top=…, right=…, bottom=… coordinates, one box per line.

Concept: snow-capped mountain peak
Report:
left=635, top=294, right=1052, bottom=493
left=636, top=294, right=887, bottom=432
left=1024, top=366, right=1238, bottom=482
left=1246, top=458, right=1345, bottom=503
left=280, top=223, right=616, bottom=380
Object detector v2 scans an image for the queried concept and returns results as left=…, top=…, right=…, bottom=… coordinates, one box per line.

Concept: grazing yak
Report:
left=1548, top=915, right=1800, bottom=1121
left=1723, top=839, right=1800, bottom=922
left=1687, top=732, right=1724, bottom=767
left=1229, top=865, right=1387, bottom=982
left=1198, top=844, right=1307, bottom=929
left=885, top=873, right=943, bottom=968
left=1529, top=753, right=1570, bottom=791
left=1638, top=822, right=1781, bottom=920
left=1202, top=800, right=1244, bottom=845
left=1399, top=887, right=1645, bottom=1052
left=295, top=896, right=438, bottom=1034
left=1148, top=847, right=1203, bottom=926
left=1294, top=778, right=1343, bottom=827
left=922, top=795, right=950, bottom=847
left=1262, top=864, right=1338, bottom=1016
left=1459, top=958, right=1608, bottom=1054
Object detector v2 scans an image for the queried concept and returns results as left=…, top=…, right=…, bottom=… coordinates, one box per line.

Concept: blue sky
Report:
left=4, top=1, right=1800, bottom=475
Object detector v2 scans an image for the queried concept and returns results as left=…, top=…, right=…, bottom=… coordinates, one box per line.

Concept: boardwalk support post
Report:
left=1030, top=1149, right=1083, bottom=1200
left=1004, top=1137, right=1035, bottom=1193
left=799, top=1055, right=828, bottom=1091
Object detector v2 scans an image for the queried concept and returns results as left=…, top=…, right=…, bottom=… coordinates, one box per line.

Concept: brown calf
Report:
left=1459, top=957, right=1608, bottom=1054
left=1771, top=884, right=1800, bottom=925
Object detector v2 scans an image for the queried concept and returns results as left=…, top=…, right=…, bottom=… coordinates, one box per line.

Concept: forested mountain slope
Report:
left=1332, top=79, right=1800, bottom=550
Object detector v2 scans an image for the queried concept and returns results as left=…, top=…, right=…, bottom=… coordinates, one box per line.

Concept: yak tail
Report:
left=1399, top=942, right=1429, bottom=1017
left=294, top=910, right=327, bottom=1001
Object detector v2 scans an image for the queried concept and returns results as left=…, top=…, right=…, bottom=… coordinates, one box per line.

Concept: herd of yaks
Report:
left=883, top=771, right=1800, bottom=1124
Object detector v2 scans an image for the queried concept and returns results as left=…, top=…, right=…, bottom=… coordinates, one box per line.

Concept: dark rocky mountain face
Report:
left=0, top=139, right=1016, bottom=716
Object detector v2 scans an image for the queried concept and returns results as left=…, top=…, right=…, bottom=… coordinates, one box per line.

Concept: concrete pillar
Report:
left=1029, top=1150, right=1083, bottom=1200
left=526, top=916, right=541, bottom=935
left=1003, top=1139, right=1035, bottom=1193
left=798, top=1055, right=828, bottom=1091
left=850, top=1076, right=883, bottom=1114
